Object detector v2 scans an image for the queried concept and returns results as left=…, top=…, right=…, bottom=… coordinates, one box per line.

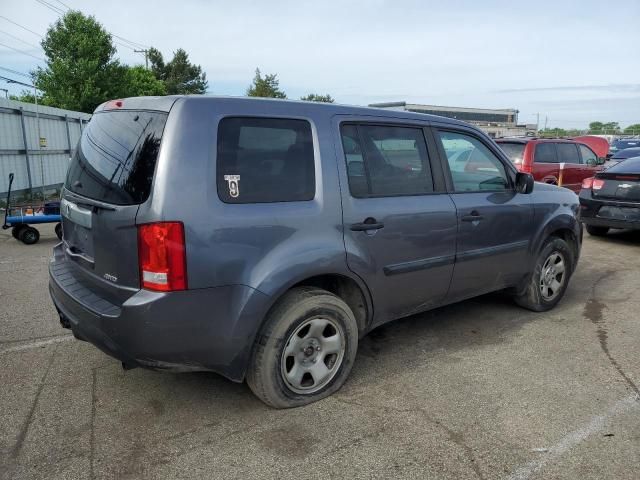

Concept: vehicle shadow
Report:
left=586, top=229, right=640, bottom=246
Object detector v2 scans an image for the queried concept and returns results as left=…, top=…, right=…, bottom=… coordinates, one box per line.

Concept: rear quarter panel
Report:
left=136, top=98, right=353, bottom=297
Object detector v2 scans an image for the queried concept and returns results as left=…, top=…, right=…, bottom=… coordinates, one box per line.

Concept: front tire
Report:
left=585, top=225, right=609, bottom=236
left=246, top=287, right=358, bottom=408
left=513, top=237, right=574, bottom=312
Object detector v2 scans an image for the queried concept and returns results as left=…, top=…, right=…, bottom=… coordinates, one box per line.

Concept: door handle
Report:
left=461, top=211, right=484, bottom=222
left=350, top=217, right=384, bottom=231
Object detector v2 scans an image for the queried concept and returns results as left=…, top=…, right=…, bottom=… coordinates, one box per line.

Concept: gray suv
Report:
left=49, top=96, right=581, bottom=408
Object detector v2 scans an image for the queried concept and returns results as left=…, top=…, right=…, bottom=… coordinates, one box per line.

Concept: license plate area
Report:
left=597, top=206, right=640, bottom=221
left=61, top=198, right=95, bottom=262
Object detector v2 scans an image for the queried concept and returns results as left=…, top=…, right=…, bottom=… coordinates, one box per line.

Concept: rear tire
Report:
left=246, top=287, right=358, bottom=408
left=55, top=222, right=62, bottom=240
left=19, top=226, right=40, bottom=245
left=585, top=225, right=609, bottom=236
left=513, top=237, right=574, bottom=312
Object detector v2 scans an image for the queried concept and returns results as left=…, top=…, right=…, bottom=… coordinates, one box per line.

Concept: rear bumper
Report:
left=579, top=192, right=640, bottom=230
left=48, top=252, right=271, bottom=381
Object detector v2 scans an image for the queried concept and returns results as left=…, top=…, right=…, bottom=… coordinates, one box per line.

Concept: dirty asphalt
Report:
left=1, top=224, right=638, bottom=479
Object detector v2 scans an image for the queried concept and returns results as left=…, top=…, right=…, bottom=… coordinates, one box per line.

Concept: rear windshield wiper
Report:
left=62, top=189, right=117, bottom=211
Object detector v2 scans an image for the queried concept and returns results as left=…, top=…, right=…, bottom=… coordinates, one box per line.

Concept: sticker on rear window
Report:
left=224, top=175, right=241, bottom=198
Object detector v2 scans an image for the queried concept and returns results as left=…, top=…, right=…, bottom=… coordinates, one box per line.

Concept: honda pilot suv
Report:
left=50, top=96, right=582, bottom=408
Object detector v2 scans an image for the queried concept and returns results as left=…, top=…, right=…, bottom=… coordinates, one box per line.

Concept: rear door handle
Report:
left=350, top=218, right=385, bottom=231
left=461, top=211, right=484, bottom=222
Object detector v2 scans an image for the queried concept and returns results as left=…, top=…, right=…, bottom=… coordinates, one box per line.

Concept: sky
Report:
left=1, top=0, right=639, bottom=129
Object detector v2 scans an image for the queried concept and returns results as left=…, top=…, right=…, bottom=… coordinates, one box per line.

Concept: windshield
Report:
left=611, top=140, right=640, bottom=151
left=65, top=110, right=168, bottom=205
left=497, top=142, right=525, bottom=164
left=612, top=148, right=640, bottom=160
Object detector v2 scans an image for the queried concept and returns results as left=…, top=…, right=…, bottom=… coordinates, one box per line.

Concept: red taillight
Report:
left=138, top=222, right=187, bottom=291
left=592, top=178, right=605, bottom=190
left=582, top=177, right=594, bottom=189
left=104, top=99, right=123, bottom=109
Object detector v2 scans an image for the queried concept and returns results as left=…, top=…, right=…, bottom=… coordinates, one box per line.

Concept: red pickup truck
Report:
left=495, top=138, right=605, bottom=193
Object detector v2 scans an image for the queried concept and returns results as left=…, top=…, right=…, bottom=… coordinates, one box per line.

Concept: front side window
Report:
left=556, top=143, right=580, bottom=164
left=437, top=131, right=510, bottom=192
left=340, top=124, right=433, bottom=197
left=217, top=117, right=315, bottom=203
left=534, top=143, right=557, bottom=163
left=579, top=144, right=597, bottom=165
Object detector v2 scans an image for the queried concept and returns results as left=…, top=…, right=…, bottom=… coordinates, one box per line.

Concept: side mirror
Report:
left=516, top=172, right=534, bottom=194
left=597, top=157, right=606, bottom=165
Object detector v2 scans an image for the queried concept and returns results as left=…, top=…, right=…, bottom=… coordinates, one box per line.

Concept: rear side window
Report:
left=556, top=143, right=580, bottom=164
left=340, top=124, right=433, bottom=197
left=65, top=110, right=167, bottom=205
left=498, top=142, right=525, bottom=164
left=217, top=117, right=315, bottom=203
left=534, top=143, right=557, bottom=163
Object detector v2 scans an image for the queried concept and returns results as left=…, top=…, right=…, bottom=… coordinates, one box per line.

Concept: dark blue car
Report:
left=49, top=96, right=581, bottom=407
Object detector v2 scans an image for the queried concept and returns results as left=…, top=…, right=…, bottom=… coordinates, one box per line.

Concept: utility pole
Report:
left=135, top=49, right=149, bottom=69
left=544, top=116, right=548, bottom=131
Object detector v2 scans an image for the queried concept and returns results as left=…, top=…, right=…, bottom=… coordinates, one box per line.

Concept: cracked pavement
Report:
left=1, top=224, right=639, bottom=479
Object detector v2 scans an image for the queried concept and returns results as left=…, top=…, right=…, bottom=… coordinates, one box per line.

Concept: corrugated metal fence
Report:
left=0, top=98, right=92, bottom=196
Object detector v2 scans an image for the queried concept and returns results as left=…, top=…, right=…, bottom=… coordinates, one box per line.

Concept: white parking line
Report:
left=0, top=335, right=74, bottom=354
left=507, top=394, right=640, bottom=480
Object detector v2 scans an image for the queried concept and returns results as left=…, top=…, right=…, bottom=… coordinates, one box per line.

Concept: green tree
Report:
left=9, top=90, right=41, bottom=104
left=246, top=68, right=286, bottom=98
left=539, top=127, right=568, bottom=137
left=148, top=47, right=208, bottom=94
left=588, top=122, right=602, bottom=133
left=623, top=124, right=640, bottom=135
left=589, top=121, right=620, bottom=134
left=300, top=93, right=334, bottom=103
left=122, top=66, right=166, bottom=97
left=34, top=11, right=127, bottom=112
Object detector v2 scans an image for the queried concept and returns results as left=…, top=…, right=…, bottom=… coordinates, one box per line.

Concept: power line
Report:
left=0, top=74, right=35, bottom=88
left=33, top=0, right=65, bottom=15
left=50, top=0, right=71, bottom=9
left=0, top=16, right=43, bottom=38
left=0, top=41, right=45, bottom=61
left=112, top=34, right=149, bottom=50
left=0, top=29, right=42, bottom=51
left=0, top=66, right=32, bottom=78
left=29, top=0, right=150, bottom=53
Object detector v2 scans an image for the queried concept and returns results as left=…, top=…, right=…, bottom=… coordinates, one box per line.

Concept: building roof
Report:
left=369, top=101, right=518, bottom=115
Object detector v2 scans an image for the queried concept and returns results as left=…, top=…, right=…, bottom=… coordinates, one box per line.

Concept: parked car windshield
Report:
left=611, top=140, right=640, bottom=151
left=612, top=147, right=640, bottom=159
left=497, top=142, right=525, bottom=164
left=65, top=110, right=168, bottom=205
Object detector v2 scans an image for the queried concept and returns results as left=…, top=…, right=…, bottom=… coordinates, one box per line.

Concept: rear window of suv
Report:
left=65, top=110, right=167, bottom=205
left=217, top=117, right=315, bottom=203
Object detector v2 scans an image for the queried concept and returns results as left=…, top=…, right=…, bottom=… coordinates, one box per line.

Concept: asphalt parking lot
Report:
left=1, top=224, right=638, bottom=480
